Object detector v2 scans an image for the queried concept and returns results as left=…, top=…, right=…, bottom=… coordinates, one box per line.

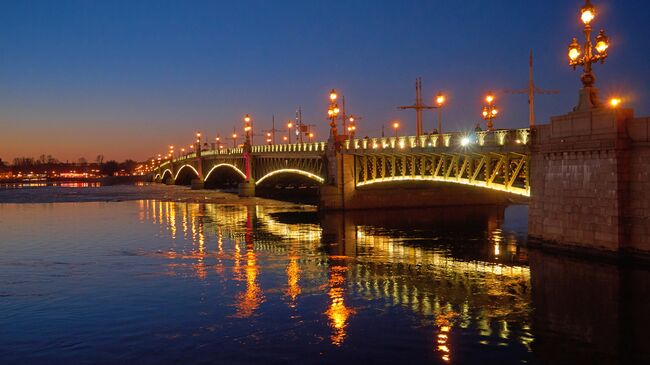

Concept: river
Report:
left=0, top=185, right=647, bottom=364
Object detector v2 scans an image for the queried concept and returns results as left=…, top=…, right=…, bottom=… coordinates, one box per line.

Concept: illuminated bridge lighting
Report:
left=256, top=169, right=325, bottom=185
left=204, top=163, right=247, bottom=181
left=355, top=175, right=531, bottom=197
left=173, top=164, right=200, bottom=181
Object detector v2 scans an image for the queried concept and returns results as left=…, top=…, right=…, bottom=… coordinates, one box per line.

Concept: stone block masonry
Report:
left=530, top=108, right=649, bottom=257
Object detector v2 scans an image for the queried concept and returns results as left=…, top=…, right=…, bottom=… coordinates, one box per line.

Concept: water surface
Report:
left=0, top=196, right=647, bottom=364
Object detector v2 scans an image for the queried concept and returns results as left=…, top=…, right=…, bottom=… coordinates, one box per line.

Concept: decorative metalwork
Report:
left=354, top=151, right=530, bottom=196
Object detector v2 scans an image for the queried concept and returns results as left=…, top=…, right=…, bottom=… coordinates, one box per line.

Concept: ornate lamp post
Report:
left=435, top=92, right=445, bottom=133
left=392, top=121, right=399, bottom=137
left=567, top=0, right=610, bottom=110
left=195, top=132, right=202, bottom=151
left=327, top=89, right=340, bottom=138
left=481, top=92, right=498, bottom=131
left=347, top=116, right=357, bottom=139
left=286, top=121, right=293, bottom=144
left=243, top=114, right=252, bottom=145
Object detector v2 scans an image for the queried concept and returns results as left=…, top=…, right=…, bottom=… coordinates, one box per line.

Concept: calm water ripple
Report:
left=0, top=199, right=648, bottom=364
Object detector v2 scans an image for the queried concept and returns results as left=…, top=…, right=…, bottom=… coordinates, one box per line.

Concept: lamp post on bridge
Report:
left=215, top=135, right=222, bottom=150
left=327, top=89, right=340, bottom=139
left=481, top=93, right=498, bottom=131
left=286, top=121, right=293, bottom=144
left=230, top=132, right=238, bottom=148
left=435, top=93, right=445, bottom=133
left=243, top=114, right=252, bottom=146
left=195, top=132, right=202, bottom=152
left=239, top=115, right=255, bottom=197
left=567, top=0, right=610, bottom=110
left=347, top=116, right=359, bottom=139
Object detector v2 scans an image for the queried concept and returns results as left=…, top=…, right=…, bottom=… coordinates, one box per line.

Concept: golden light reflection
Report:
left=194, top=216, right=207, bottom=281
left=234, top=244, right=263, bottom=318
left=285, top=256, right=301, bottom=307
left=325, top=264, right=354, bottom=346
left=168, top=202, right=177, bottom=240
left=435, top=311, right=457, bottom=362
left=148, top=202, right=532, bottom=351
left=214, top=227, right=225, bottom=275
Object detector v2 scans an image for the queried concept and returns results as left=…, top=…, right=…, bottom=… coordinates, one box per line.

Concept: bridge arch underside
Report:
left=253, top=157, right=326, bottom=201
left=173, top=164, right=200, bottom=186
left=157, top=169, right=172, bottom=183
left=203, top=163, right=246, bottom=189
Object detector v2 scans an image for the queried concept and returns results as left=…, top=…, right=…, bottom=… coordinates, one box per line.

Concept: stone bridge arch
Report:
left=252, top=156, right=326, bottom=186
left=158, top=169, right=173, bottom=183
left=173, top=163, right=200, bottom=186
left=203, top=162, right=247, bottom=188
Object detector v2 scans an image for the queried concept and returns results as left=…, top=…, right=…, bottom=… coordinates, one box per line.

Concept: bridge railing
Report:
left=342, top=128, right=530, bottom=151
left=251, top=141, right=327, bottom=153
left=202, top=147, right=244, bottom=156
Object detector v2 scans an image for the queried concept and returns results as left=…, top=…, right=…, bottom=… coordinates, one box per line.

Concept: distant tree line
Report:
left=0, top=154, right=140, bottom=176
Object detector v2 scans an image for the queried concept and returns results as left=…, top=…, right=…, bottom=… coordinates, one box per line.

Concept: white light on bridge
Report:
left=460, top=137, right=471, bottom=147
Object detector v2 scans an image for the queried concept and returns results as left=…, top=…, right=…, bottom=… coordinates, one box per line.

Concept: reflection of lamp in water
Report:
left=285, top=256, right=301, bottom=307
left=491, top=229, right=503, bottom=258
left=325, top=263, right=354, bottom=346
left=169, top=202, right=177, bottom=240
left=435, top=312, right=457, bottom=362
left=234, top=208, right=264, bottom=318
left=194, top=214, right=207, bottom=280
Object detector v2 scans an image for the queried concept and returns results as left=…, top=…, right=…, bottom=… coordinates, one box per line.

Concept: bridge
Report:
left=152, top=107, right=650, bottom=259
left=153, top=128, right=532, bottom=205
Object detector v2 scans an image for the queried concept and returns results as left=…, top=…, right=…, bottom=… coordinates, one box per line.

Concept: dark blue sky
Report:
left=1, top=0, right=648, bottom=161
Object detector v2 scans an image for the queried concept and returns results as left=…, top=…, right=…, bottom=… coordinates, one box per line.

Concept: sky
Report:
left=1, top=0, right=649, bottom=162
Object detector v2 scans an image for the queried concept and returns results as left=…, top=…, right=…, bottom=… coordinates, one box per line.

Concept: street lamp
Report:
left=392, top=121, right=400, bottom=137
left=327, top=89, right=340, bottom=138
left=287, top=121, right=293, bottom=144
left=347, top=116, right=357, bottom=138
left=609, top=97, right=622, bottom=108
left=482, top=92, right=498, bottom=131
left=243, top=114, right=252, bottom=144
left=232, top=133, right=238, bottom=148
left=435, top=92, right=445, bottom=133
left=266, top=132, right=272, bottom=145
left=215, top=135, right=221, bottom=150
left=568, top=0, right=610, bottom=109
left=308, top=132, right=314, bottom=142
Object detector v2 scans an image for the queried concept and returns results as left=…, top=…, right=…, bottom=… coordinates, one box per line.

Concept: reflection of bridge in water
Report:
left=140, top=200, right=650, bottom=363
left=140, top=200, right=534, bottom=361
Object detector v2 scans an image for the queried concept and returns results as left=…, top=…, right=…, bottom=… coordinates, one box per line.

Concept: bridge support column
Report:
left=529, top=107, right=636, bottom=255
left=238, top=181, right=256, bottom=197
left=191, top=178, right=204, bottom=190
left=319, top=152, right=355, bottom=210
left=239, top=142, right=256, bottom=197
left=191, top=151, right=204, bottom=190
